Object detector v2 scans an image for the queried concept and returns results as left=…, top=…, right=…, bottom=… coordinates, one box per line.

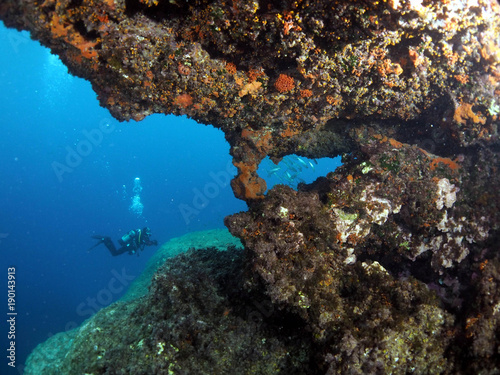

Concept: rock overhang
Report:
left=1, top=0, right=499, bottom=200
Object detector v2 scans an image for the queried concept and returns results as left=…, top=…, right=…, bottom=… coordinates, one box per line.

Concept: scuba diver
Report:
left=89, top=227, right=158, bottom=256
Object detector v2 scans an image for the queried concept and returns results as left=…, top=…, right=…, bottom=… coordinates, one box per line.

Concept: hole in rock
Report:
left=258, top=155, right=342, bottom=192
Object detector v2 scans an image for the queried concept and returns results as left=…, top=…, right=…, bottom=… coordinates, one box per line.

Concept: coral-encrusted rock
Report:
left=25, top=247, right=317, bottom=374
left=3, top=0, right=500, bottom=372
left=461, top=257, right=500, bottom=374
left=225, top=125, right=500, bottom=372
left=1, top=0, right=499, bottom=199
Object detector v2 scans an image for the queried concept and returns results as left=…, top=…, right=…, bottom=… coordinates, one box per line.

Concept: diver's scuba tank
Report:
left=121, top=230, right=136, bottom=245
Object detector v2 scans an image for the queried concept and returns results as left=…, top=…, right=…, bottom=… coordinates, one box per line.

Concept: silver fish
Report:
left=296, top=156, right=308, bottom=167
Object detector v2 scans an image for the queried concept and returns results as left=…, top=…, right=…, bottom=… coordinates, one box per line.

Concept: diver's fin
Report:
left=88, top=235, right=106, bottom=251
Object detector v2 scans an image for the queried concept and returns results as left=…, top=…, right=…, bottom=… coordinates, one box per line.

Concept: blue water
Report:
left=0, top=23, right=341, bottom=373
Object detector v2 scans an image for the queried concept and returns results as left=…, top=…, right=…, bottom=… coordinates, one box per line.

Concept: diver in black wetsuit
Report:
left=89, top=227, right=158, bottom=256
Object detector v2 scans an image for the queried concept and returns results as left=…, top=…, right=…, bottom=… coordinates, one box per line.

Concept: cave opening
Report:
left=257, top=154, right=342, bottom=192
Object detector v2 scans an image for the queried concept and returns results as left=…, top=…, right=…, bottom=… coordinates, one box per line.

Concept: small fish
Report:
left=308, top=161, right=316, bottom=171
left=269, top=166, right=281, bottom=173
left=296, top=156, right=308, bottom=167
left=285, top=158, right=302, bottom=172
left=276, top=174, right=287, bottom=183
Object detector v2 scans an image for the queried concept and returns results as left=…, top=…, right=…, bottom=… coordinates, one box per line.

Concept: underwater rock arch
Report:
left=3, top=0, right=500, bottom=373
left=2, top=0, right=499, bottom=201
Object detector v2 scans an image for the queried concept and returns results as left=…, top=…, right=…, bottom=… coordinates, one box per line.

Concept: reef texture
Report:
left=225, top=129, right=500, bottom=373
left=3, top=0, right=500, bottom=373
left=122, top=228, right=243, bottom=301
left=25, top=247, right=318, bottom=374
left=1, top=0, right=499, bottom=199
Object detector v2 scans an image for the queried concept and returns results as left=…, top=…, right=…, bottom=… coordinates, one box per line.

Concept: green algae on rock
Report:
left=25, top=247, right=317, bottom=375
left=122, top=228, right=243, bottom=301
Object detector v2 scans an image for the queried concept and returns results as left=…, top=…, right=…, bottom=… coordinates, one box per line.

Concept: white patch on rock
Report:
left=344, top=248, right=356, bottom=265
left=435, top=178, right=459, bottom=210
left=278, top=206, right=289, bottom=218
left=360, top=183, right=401, bottom=225
left=362, top=261, right=388, bottom=275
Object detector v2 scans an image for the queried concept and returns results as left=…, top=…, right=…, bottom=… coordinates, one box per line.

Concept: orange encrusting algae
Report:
left=430, top=157, right=461, bottom=171
left=173, top=94, right=193, bottom=108
left=373, top=134, right=404, bottom=149
left=453, top=103, right=486, bottom=125
left=274, top=74, right=295, bottom=93
left=50, top=14, right=98, bottom=60
left=232, top=160, right=267, bottom=200
left=232, top=128, right=274, bottom=200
